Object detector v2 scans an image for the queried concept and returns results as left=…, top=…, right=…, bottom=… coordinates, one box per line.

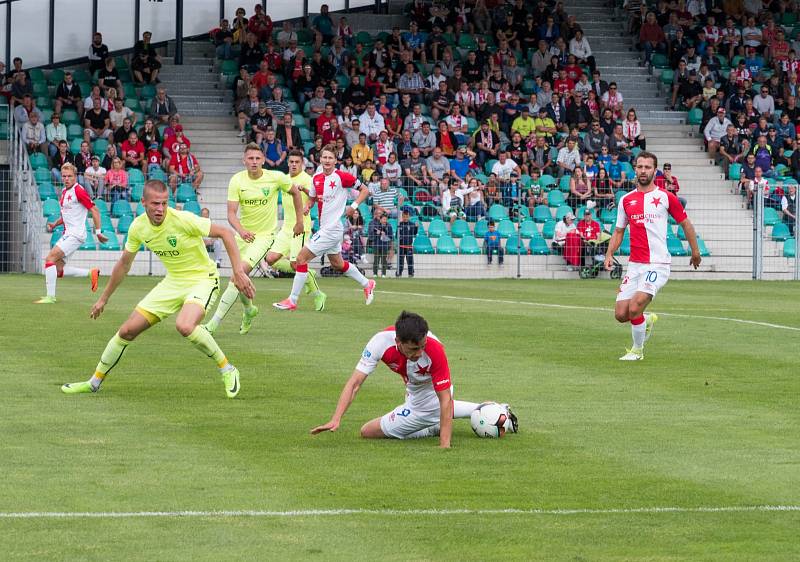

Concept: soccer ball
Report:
left=470, top=402, right=509, bottom=438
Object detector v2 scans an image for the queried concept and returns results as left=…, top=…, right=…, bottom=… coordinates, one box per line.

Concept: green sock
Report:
left=210, top=281, right=240, bottom=325
left=91, top=332, right=131, bottom=389
left=238, top=291, right=255, bottom=312
left=272, top=258, right=294, bottom=274
left=186, top=326, right=229, bottom=369
left=273, top=258, right=320, bottom=296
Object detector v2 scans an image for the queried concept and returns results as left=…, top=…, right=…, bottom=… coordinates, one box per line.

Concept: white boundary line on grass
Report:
left=1, top=505, right=798, bottom=519
left=379, top=290, right=800, bottom=332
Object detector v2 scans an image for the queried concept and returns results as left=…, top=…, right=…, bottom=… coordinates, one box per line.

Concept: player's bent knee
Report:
left=175, top=321, right=196, bottom=338
left=360, top=419, right=386, bottom=439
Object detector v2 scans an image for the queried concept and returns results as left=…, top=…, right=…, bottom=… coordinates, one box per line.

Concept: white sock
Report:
left=62, top=266, right=90, bottom=277
left=289, top=272, right=308, bottom=304
left=343, top=264, right=369, bottom=287
left=45, top=264, right=57, bottom=297
left=211, top=282, right=240, bottom=324
left=404, top=425, right=440, bottom=439
left=453, top=400, right=480, bottom=418
left=631, top=318, right=646, bottom=349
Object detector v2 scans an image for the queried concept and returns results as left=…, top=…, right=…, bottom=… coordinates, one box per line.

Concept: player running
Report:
left=311, top=311, right=518, bottom=448
left=35, top=163, right=107, bottom=303
left=273, top=144, right=375, bottom=311
left=604, top=151, right=701, bottom=361
left=61, top=180, right=255, bottom=397
left=203, top=143, right=305, bottom=335
left=262, top=149, right=326, bottom=311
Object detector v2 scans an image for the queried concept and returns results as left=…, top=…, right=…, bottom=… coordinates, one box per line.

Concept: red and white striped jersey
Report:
left=310, top=169, right=359, bottom=231
left=616, top=188, right=687, bottom=265
left=59, top=183, right=94, bottom=239
left=356, top=327, right=452, bottom=396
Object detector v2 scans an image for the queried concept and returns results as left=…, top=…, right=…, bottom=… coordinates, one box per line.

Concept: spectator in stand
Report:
left=395, top=209, right=417, bottom=277
left=109, top=97, right=134, bottom=131
left=751, top=134, right=774, bottom=177
left=236, top=86, right=260, bottom=138
left=372, top=177, right=403, bottom=219
left=484, top=221, right=504, bottom=266
left=567, top=167, right=593, bottom=209
left=719, top=124, right=743, bottom=178
left=556, top=138, right=581, bottom=177
left=100, top=142, right=118, bottom=171
left=398, top=62, right=425, bottom=104
left=260, top=127, right=288, bottom=172
left=168, top=142, right=203, bottom=193
left=53, top=71, right=83, bottom=117
left=312, top=4, right=335, bottom=47
left=368, top=213, right=393, bottom=278
left=145, top=141, right=162, bottom=176
left=162, top=124, right=190, bottom=161
left=753, top=85, right=775, bottom=120
left=50, top=140, right=73, bottom=184
left=436, top=120, right=458, bottom=157
left=88, top=33, right=109, bottom=74
left=22, top=112, right=46, bottom=154
left=239, top=32, right=264, bottom=74
left=276, top=113, right=302, bottom=151
left=592, top=167, right=614, bottom=208
left=472, top=120, right=500, bottom=168
left=704, top=106, right=732, bottom=159
left=552, top=211, right=576, bottom=254
left=83, top=155, right=106, bottom=198
left=360, top=104, right=385, bottom=142
left=83, top=97, right=112, bottom=144
left=426, top=146, right=451, bottom=194
left=402, top=146, right=430, bottom=189
left=583, top=120, right=609, bottom=157
left=570, top=30, right=596, bottom=74
left=622, top=109, right=646, bottom=150
left=134, top=30, right=162, bottom=76
left=528, top=136, right=555, bottom=176
left=576, top=208, right=601, bottom=264
left=639, top=11, right=666, bottom=65
left=97, top=57, right=122, bottom=96
left=149, top=88, right=178, bottom=124
left=138, top=118, right=161, bottom=148
left=45, top=113, right=68, bottom=158
left=249, top=102, right=272, bottom=144
left=121, top=131, right=145, bottom=172
left=9, top=72, right=33, bottom=108
left=247, top=4, right=273, bottom=43
left=565, top=94, right=592, bottom=132
left=213, top=19, right=236, bottom=60
left=105, top=157, right=129, bottom=205
left=352, top=133, right=374, bottom=167
left=782, top=184, right=798, bottom=235
left=601, top=82, right=624, bottom=120
left=655, top=162, right=687, bottom=208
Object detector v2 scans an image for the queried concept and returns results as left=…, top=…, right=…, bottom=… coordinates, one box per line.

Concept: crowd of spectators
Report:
left=5, top=32, right=204, bottom=205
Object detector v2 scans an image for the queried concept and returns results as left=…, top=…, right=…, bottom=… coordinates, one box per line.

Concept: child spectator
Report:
left=484, top=221, right=504, bottom=265
left=395, top=209, right=417, bottom=277
left=369, top=214, right=393, bottom=278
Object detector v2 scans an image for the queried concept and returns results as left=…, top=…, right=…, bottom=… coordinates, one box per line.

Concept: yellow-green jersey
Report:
left=125, top=208, right=217, bottom=279
left=228, top=169, right=292, bottom=234
left=281, top=171, right=313, bottom=234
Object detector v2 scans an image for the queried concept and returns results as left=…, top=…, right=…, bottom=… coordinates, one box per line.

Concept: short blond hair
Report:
left=60, top=162, right=78, bottom=175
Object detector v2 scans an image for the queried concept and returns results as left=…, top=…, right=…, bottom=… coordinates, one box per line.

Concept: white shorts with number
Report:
left=55, top=233, right=85, bottom=258
left=380, top=389, right=442, bottom=439
left=305, top=226, right=343, bottom=257
left=616, top=262, right=671, bottom=301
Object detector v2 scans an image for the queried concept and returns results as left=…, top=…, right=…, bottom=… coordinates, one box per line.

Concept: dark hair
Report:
left=637, top=150, right=658, bottom=168
left=288, top=148, right=304, bottom=158
left=394, top=311, right=429, bottom=344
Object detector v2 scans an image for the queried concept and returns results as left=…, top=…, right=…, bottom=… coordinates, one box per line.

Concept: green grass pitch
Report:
left=1, top=274, right=798, bottom=561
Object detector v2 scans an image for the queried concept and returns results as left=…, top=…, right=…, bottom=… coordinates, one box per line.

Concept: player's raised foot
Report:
left=364, top=279, right=376, bottom=305
left=501, top=403, right=519, bottom=433
left=34, top=296, right=57, bottom=304
left=619, top=348, right=644, bottom=361
left=61, top=381, right=96, bottom=394
left=644, top=313, right=659, bottom=342
left=314, top=291, right=327, bottom=312
left=90, top=268, right=100, bottom=292
left=239, top=306, right=259, bottom=335
left=221, top=366, right=240, bottom=398
left=272, top=298, right=297, bottom=311
left=202, top=319, right=219, bottom=336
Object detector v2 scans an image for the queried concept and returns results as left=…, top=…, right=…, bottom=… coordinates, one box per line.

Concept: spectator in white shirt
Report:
left=359, top=105, right=386, bottom=142
left=403, top=104, right=428, bottom=135
left=491, top=151, right=521, bottom=182
left=22, top=112, right=46, bottom=153
left=569, top=30, right=596, bottom=73
left=753, top=86, right=775, bottom=120
left=412, top=121, right=437, bottom=157
left=556, top=138, right=582, bottom=176
left=552, top=212, right=576, bottom=254
left=703, top=106, right=732, bottom=159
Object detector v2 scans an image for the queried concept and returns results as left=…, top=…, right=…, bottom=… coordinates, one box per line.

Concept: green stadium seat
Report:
left=529, top=234, right=551, bottom=255
left=42, top=199, right=60, bottom=217
left=49, top=228, right=63, bottom=247
left=660, top=69, right=674, bottom=86
left=111, top=199, right=133, bottom=218
left=176, top=183, right=197, bottom=203
left=413, top=234, right=435, bottom=254
left=539, top=174, right=557, bottom=190
left=38, top=182, right=57, bottom=201
left=47, top=68, right=64, bottom=85
left=436, top=235, right=458, bottom=254
left=533, top=205, right=552, bottom=223
left=149, top=168, right=167, bottom=182
left=505, top=234, right=525, bottom=255
left=459, top=235, right=481, bottom=254
left=92, top=138, right=109, bottom=156
left=651, top=53, right=669, bottom=68
left=183, top=200, right=202, bottom=215
left=783, top=237, right=796, bottom=258
left=412, top=188, right=431, bottom=206
left=450, top=219, right=470, bottom=238
left=100, top=232, right=121, bottom=250
left=80, top=232, right=96, bottom=250
left=687, top=107, right=703, bottom=125
left=61, top=109, right=80, bottom=126
left=541, top=220, right=556, bottom=239
left=70, top=138, right=83, bottom=153
left=93, top=198, right=109, bottom=215
left=617, top=231, right=631, bottom=255
left=136, top=202, right=146, bottom=216
left=100, top=214, right=114, bottom=231
left=555, top=205, right=573, bottom=221
left=117, top=214, right=134, bottom=234
left=772, top=222, right=791, bottom=241
left=484, top=159, right=498, bottom=174
left=667, top=237, right=688, bottom=256
left=29, top=152, right=48, bottom=169
left=497, top=218, right=515, bottom=238
left=487, top=204, right=507, bottom=221
left=427, top=218, right=447, bottom=238
left=697, top=236, right=711, bottom=257
left=72, top=69, right=91, bottom=82
left=140, top=84, right=157, bottom=100
left=474, top=219, right=489, bottom=238
left=513, top=205, right=530, bottom=223
left=220, top=59, right=238, bottom=76
left=600, top=207, right=616, bottom=224
left=763, top=207, right=779, bottom=226
left=34, top=168, right=52, bottom=185
left=519, top=220, right=538, bottom=239
left=559, top=175, right=571, bottom=192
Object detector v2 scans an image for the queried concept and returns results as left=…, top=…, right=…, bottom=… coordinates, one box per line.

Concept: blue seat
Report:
left=116, top=214, right=134, bottom=234
left=519, top=220, right=538, bottom=239
left=42, top=199, right=60, bottom=217
left=497, top=219, right=515, bottom=238
left=533, top=205, right=552, bottom=223
left=38, top=183, right=57, bottom=201
left=176, top=183, right=197, bottom=203
left=487, top=204, right=508, bottom=221
left=555, top=205, right=573, bottom=221
left=772, top=222, right=791, bottom=241
left=783, top=237, right=796, bottom=258
left=183, top=200, right=202, bottom=215
left=547, top=190, right=566, bottom=208
left=79, top=232, right=96, bottom=250
left=93, top=198, right=109, bottom=215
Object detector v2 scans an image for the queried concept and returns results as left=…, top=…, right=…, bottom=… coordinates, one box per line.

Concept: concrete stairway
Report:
left=160, top=40, right=233, bottom=117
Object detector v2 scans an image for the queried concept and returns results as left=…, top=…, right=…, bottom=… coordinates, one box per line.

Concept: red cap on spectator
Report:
left=174, top=125, right=183, bottom=131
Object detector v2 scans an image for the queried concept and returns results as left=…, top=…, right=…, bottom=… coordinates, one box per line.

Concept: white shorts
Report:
left=379, top=390, right=441, bottom=439
left=55, top=233, right=85, bottom=258
left=617, top=262, right=671, bottom=301
left=305, top=227, right=343, bottom=257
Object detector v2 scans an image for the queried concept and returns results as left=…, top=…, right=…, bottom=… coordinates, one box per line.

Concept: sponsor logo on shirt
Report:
left=362, top=349, right=372, bottom=358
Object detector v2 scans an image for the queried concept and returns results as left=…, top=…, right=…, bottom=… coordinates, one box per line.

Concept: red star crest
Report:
left=66, top=194, right=73, bottom=202
left=415, top=365, right=431, bottom=376
left=651, top=196, right=662, bottom=207
left=327, top=180, right=337, bottom=190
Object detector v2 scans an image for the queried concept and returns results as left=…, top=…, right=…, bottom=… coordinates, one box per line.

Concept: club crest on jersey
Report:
left=262, top=187, right=271, bottom=197
left=167, top=235, right=177, bottom=248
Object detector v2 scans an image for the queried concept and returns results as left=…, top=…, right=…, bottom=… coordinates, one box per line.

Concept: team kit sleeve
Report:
left=277, top=171, right=293, bottom=193
left=124, top=220, right=143, bottom=254
left=227, top=175, right=241, bottom=202
left=355, top=332, right=387, bottom=375
left=665, top=191, right=688, bottom=223
left=74, top=185, right=95, bottom=210
left=180, top=210, right=213, bottom=238
left=615, top=197, right=629, bottom=229
left=425, top=341, right=452, bottom=392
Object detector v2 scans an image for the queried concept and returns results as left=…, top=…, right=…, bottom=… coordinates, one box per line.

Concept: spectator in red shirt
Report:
left=576, top=208, right=602, bottom=266
left=553, top=70, right=575, bottom=96
left=639, top=11, right=666, bottom=65
left=655, top=162, right=687, bottom=208
left=247, top=5, right=273, bottom=43
left=250, top=61, right=272, bottom=93
left=316, top=102, right=338, bottom=137
left=262, top=41, right=282, bottom=73
left=168, top=143, right=203, bottom=193
left=120, top=131, right=145, bottom=172
left=162, top=124, right=190, bottom=160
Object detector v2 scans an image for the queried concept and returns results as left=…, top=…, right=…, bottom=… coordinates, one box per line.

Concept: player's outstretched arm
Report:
left=604, top=227, right=625, bottom=270
left=311, top=370, right=368, bottom=434
left=288, top=185, right=305, bottom=236
left=226, top=200, right=254, bottom=242
left=436, top=389, right=453, bottom=449
left=210, top=223, right=256, bottom=299
left=91, top=250, right=136, bottom=319
left=89, top=206, right=109, bottom=243
left=680, top=218, right=702, bottom=269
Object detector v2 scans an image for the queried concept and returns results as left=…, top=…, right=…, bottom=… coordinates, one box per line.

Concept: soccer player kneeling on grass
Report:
left=311, top=311, right=518, bottom=448
left=604, top=151, right=701, bottom=361
left=61, top=180, right=255, bottom=398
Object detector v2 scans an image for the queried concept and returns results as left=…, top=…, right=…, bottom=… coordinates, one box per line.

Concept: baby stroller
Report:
left=579, top=231, right=623, bottom=279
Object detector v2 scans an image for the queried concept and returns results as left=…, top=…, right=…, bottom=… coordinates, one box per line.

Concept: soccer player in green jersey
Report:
left=263, top=149, right=327, bottom=311
left=203, top=143, right=305, bottom=335
left=61, top=180, right=255, bottom=398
